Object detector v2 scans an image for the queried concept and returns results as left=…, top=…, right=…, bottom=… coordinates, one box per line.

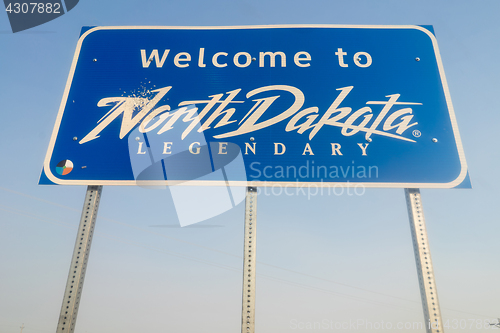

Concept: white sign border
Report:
left=42, top=24, right=468, bottom=188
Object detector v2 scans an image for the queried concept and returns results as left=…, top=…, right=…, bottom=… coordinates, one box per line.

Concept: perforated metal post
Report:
left=242, top=187, right=257, bottom=333
left=405, top=188, right=444, bottom=333
left=56, top=185, right=103, bottom=333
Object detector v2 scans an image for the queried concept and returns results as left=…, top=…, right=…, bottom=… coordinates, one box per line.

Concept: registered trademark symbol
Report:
left=412, top=130, right=421, bottom=138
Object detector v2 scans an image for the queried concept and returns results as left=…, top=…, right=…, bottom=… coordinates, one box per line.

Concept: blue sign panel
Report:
left=40, top=25, right=469, bottom=188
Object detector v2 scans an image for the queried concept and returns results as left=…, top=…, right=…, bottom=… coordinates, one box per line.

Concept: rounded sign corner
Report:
left=77, top=26, right=110, bottom=44
left=409, top=25, right=438, bottom=44
left=42, top=165, right=64, bottom=185
left=448, top=164, right=470, bottom=189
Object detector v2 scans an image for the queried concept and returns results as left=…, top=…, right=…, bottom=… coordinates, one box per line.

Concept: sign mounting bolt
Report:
left=250, top=137, right=255, bottom=141
left=415, top=57, right=420, bottom=61
left=135, top=137, right=140, bottom=141
left=432, top=138, right=438, bottom=143
left=366, top=138, right=372, bottom=143
left=73, top=137, right=78, bottom=141
left=93, top=58, right=97, bottom=62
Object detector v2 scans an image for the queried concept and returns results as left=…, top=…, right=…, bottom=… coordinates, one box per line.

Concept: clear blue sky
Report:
left=1, top=1, right=499, bottom=332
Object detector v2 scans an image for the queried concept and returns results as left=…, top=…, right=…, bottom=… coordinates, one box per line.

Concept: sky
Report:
left=1, top=1, right=500, bottom=333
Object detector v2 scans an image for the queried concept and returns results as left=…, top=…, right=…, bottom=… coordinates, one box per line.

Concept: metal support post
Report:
left=405, top=188, right=444, bottom=333
left=242, top=187, right=257, bottom=333
left=56, top=185, right=103, bottom=333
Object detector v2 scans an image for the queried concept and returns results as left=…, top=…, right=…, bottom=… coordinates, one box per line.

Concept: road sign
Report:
left=40, top=25, right=469, bottom=188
